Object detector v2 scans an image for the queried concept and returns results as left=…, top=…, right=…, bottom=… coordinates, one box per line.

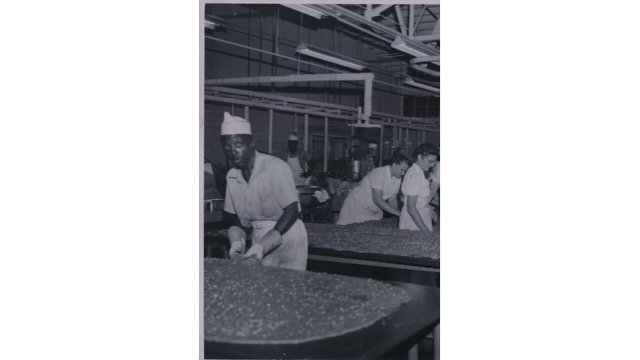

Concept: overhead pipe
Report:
left=410, top=56, right=440, bottom=77
left=205, top=85, right=439, bottom=127
left=206, top=35, right=413, bottom=92
left=205, top=73, right=375, bottom=121
left=204, top=94, right=438, bottom=132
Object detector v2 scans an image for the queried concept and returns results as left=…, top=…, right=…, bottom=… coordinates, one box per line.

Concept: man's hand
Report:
left=229, top=241, right=244, bottom=260
left=228, top=226, right=246, bottom=260
left=243, top=243, right=265, bottom=260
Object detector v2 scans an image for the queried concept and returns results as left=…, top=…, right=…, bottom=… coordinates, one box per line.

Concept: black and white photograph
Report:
left=202, top=3, right=441, bottom=359
left=8, top=1, right=640, bottom=359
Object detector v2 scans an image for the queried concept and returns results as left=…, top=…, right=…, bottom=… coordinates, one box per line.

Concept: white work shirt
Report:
left=336, top=165, right=401, bottom=225
left=224, top=151, right=299, bottom=228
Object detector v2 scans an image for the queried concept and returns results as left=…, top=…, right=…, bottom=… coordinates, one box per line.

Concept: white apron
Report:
left=287, top=156, right=306, bottom=186
left=251, top=219, right=308, bottom=270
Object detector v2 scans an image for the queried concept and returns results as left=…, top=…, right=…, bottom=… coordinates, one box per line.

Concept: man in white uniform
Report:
left=221, top=112, right=308, bottom=270
left=278, top=134, right=315, bottom=186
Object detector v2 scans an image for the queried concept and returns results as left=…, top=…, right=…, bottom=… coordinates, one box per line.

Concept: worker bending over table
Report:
left=221, top=112, right=308, bottom=270
left=399, top=143, right=439, bottom=232
left=336, top=153, right=409, bottom=225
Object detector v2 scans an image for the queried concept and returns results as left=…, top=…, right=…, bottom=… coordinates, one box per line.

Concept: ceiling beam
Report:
left=413, top=5, right=428, bottom=37
left=316, top=4, right=439, bottom=56
left=409, top=5, right=415, bottom=38
left=431, top=19, right=440, bottom=35
left=413, top=35, right=440, bottom=42
left=366, top=4, right=394, bottom=20
left=426, top=7, right=439, bottom=21
left=394, top=5, right=407, bottom=36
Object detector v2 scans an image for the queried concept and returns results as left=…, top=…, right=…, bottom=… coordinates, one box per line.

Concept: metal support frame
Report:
left=395, top=5, right=407, bottom=36
left=304, top=114, right=309, bottom=153
left=379, top=125, right=384, bottom=166
left=324, top=117, right=329, bottom=171
left=409, top=5, right=415, bottom=38
left=206, top=73, right=376, bottom=123
left=205, top=86, right=439, bottom=131
left=268, top=109, right=274, bottom=153
left=314, top=4, right=439, bottom=57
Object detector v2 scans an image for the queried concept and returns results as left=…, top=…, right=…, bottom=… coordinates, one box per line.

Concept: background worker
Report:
left=278, top=134, right=315, bottom=186
left=336, top=153, right=409, bottom=225
left=399, top=143, right=439, bottom=232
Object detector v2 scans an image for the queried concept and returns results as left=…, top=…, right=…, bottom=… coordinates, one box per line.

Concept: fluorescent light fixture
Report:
left=391, top=36, right=431, bottom=58
left=404, top=77, right=440, bottom=93
left=282, top=4, right=325, bottom=19
left=296, top=43, right=365, bottom=71
left=204, top=20, right=218, bottom=30
left=204, top=15, right=225, bottom=30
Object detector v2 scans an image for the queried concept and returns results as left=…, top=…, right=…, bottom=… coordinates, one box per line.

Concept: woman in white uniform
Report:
left=399, top=143, right=439, bottom=231
left=336, top=153, right=409, bottom=225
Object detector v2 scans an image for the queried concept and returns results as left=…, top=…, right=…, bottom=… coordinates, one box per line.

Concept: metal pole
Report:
left=324, top=117, right=329, bottom=172
left=205, top=73, right=374, bottom=86
left=379, top=125, right=384, bottom=166
left=206, top=73, right=375, bottom=123
left=268, top=109, right=273, bottom=153
left=304, top=114, right=309, bottom=152
left=244, top=106, right=249, bottom=121
left=304, top=114, right=309, bottom=172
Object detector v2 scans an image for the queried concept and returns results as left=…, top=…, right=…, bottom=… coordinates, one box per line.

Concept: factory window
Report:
left=403, top=96, right=439, bottom=118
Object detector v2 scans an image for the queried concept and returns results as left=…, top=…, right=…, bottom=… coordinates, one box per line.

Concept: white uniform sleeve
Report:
left=369, top=167, right=386, bottom=191
left=402, top=168, right=426, bottom=197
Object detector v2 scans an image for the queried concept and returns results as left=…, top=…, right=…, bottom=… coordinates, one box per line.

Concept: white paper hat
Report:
left=289, top=134, right=299, bottom=141
left=368, top=143, right=378, bottom=149
left=221, top=112, right=252, bottom=135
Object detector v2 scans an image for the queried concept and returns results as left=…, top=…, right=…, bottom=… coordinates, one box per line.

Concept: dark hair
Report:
left=412, top=143, right=439, bottom=159
left=390, top=152, right=409, bottom=165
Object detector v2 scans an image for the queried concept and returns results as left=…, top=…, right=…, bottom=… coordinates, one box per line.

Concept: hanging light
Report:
left=296, top=43, right=367, bottom=71
left=404, top=77, right=440, bottom=94
left=391, top=36, right=431, bottom=57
